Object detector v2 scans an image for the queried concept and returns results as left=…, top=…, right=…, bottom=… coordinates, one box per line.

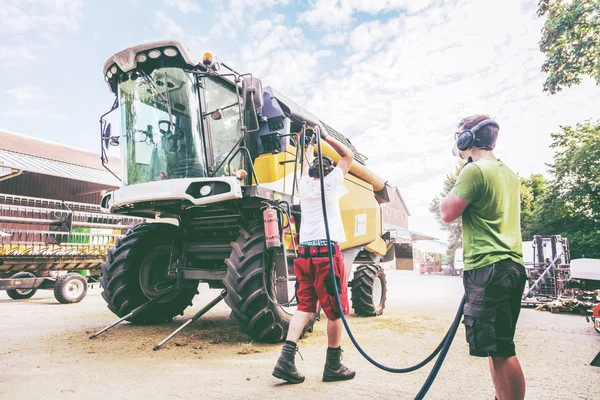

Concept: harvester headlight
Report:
left=107, top=71, right=113, bottom=79
left=163, top=48, right=178, bottom=57
left=110, top=66, right=117, bottom=74
left=148, top=50, right=161, bottom=59
left=202, top=52, right=213, bottom=66
left=199, top=185, right=212, bottom=196
left=136, top=53, right=147, bottom=63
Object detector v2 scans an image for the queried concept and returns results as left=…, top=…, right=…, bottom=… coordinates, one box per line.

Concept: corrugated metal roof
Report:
left=319, top=121, right=368, bottom=165
left=0, top=149, right=120, bottom=187
left=0, top=129, right=121, bottom=173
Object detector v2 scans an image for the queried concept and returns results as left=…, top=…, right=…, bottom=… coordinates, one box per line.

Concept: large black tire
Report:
left=100, top=223, right=198, bottom=324
left=224, top=223, right=316, bottom=343
left=54, top=273, right=88, bottom=304
left=6, top=272, right=37, bottom=300
left=350, top=264, right=387, bottom=316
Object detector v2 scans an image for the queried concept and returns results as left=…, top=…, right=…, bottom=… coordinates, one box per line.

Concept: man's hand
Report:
left=317, top=126, right=328, bottom=140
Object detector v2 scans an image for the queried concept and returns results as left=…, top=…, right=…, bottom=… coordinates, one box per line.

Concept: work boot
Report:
left=323, top=347, right=356, bottom=382
left=272, top=341, right=305, bottom=384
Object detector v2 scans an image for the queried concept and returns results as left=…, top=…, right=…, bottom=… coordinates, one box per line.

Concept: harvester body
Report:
left=98, top=41, right=392, bottom=341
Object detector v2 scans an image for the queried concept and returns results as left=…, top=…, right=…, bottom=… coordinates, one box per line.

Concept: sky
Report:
left=2, top=0, right=600, bottom=241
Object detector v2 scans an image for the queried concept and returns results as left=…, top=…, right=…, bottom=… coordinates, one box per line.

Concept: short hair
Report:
left=311, top=157, right=333, bottom=178
left=457, top=114, right=499, bottom=150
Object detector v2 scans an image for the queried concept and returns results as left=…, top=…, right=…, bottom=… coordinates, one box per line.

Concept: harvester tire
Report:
left=350, top=264, right=387, bottom=316
left=6, top=272, right=37, bottom=300
left=100, top=223, right=197, bottom=324
left=54, top=273, right=88, bottom=304
left=224, top=222, right=316, bottom=343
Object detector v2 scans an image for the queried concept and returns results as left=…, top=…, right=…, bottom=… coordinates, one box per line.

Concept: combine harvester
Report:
left=91, top=41, right=396, bottom=346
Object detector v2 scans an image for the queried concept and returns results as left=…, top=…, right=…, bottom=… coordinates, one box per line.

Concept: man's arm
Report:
left=301, top=142, right=315, bottom=177
left=318, top=126, right=353, bottom=176
left=440, top=194, right=469, bottom=223
left=440, top=163, right=483, bottom=223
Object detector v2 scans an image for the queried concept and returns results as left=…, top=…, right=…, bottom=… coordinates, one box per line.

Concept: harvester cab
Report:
left=97, top=41, right=393, bottom=343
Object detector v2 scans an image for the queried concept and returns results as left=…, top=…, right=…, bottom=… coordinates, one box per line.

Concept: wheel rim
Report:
left=65, top=278, right=85, bottom=300
left=266, top=251, right=296, bottom=316
left=372, top=275, right=383, bottom=308
left=13, top=272, right=36, bottom=296
left=139, top=245, right=180, bottom=302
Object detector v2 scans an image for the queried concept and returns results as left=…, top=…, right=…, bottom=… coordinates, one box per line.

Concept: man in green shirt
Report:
left=441, top=114, right=527, bottom=400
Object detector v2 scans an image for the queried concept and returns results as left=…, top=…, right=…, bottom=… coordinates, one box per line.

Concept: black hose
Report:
left=314, top=132, right=465, bottom=396
left=414, top=296, right=465, bottom=399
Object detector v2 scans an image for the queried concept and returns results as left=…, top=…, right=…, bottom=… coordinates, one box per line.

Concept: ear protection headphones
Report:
left=455, top=119, right=499, bottom=151
left=309, top=156, right=334, bottom=178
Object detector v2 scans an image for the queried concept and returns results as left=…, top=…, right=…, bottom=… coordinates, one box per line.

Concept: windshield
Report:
left=118, top=67, right=207, bottom=185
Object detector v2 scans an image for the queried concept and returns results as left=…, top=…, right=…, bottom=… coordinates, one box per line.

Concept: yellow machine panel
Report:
left=252, top=145, right=298, bottom=193
left=339, top=174, right=381, bottom=250
left=253, top=142, right=384, bottom=253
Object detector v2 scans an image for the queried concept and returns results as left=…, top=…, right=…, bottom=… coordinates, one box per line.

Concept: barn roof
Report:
left=0, top=129, right=120, bottom=187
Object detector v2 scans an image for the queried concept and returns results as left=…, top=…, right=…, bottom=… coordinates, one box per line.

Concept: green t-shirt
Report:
left=450, top=159, right=524, bottom=271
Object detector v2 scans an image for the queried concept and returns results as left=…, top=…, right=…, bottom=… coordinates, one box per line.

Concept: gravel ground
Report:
left=0, top=270, right=598, bottom=400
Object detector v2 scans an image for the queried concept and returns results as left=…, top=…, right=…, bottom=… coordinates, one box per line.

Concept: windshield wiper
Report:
left=139, top=70, right=174, bottom=132
left=163, top=72, right=174, bottom=132
left=203, top=101, right=238, bottom=118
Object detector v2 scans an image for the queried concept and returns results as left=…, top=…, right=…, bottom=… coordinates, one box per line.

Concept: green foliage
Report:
left=538, top=0, right=600, bottom=94
left=429, top=163, right=463, bottom=266
left=520, top=174, right=548, bottom=240
left=431, top=121, right=600, bottom=260
left=529, top=120, right=600, bottom=258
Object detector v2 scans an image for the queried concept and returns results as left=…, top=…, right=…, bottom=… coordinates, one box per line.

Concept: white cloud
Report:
left=289, top=0, right=600, bottom=238
left=322, top=31, right=348, bottom=46
left=1, top=109, right=71, bottom=122
left=0, top=1, right=83, bottom=67
left=0, top=0, right=83, bottom=33
left=240, top=19, right=331, bottom=102
left=209, top=0, right=290, bottom=38
left=151, top=10, right=207, bottom=50
left=153, top=10, right=185, bottom=37
left=0, top=45, right=36, bottom=66
left=6, top=85, right=45, bottom=104
left=164, top=0, right=201, bottom=13
left=299, top=0, right=435, bottom=29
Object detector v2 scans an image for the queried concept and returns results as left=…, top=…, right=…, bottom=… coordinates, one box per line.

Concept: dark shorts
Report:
left=294, top=245, right=349, bottom=320
left=462, top=259, right=527, bottom=358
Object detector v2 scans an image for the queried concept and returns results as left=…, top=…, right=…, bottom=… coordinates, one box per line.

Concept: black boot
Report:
left=323, top=347, right=356, bottom=382
left=272, top=342, right=305, bottom=384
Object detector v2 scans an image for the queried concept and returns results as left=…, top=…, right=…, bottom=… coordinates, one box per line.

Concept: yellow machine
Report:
left=98, top=41, right=393, bottom=342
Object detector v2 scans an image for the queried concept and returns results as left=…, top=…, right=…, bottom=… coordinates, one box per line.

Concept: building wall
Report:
left=381, top=204, right=409, bottom=229
left=0, top=172, right=115, bottom=204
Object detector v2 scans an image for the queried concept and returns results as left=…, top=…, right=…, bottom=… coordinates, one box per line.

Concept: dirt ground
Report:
left=1, top=270, right=598, bottom=400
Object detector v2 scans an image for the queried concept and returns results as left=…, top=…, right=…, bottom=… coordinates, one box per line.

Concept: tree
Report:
left=530, top=120, right=600, bottom=258
left=520, top=178, right=534, bottom=240
left=538, top=0, right=600, bottom=94
left=429, top=164, right=463, bottom=266
left=520, top=174, right=549, bottom=240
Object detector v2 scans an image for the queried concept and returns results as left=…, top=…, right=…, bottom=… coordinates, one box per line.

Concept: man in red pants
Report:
left=272, top=126, right=355, bottom=384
